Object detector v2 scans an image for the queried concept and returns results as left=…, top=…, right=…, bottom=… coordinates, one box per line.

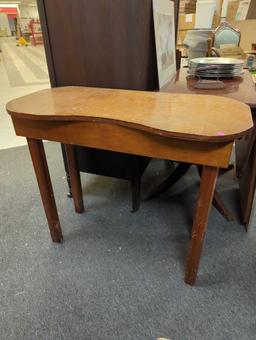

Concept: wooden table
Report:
left=160, top=69, right=256, bottom=228
left=163, top=68, right=256, bottom=108
left=6, top=87, right=253, bottom=285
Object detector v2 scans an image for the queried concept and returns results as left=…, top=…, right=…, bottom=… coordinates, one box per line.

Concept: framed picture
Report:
left=153, top=0, right=176, bottom=88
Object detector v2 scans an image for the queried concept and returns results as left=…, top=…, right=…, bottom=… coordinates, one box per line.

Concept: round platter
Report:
left=188, top=57, right=244, bottom=79
left=189, top=57, right=244, bottom=66
left=187, top=71, right=244, bottom=78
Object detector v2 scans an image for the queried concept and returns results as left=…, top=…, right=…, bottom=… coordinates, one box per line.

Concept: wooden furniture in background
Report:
left=236, top=111, right=256, bottom=228
left=6, top=87, right=253, bottom=285
left=174, top=0, right=182, bottom=69
left=161, top=68, right=256, bottom=227
left=162, top=68, right=256, bottom=108
left=146, top=162, right=234, bottom=222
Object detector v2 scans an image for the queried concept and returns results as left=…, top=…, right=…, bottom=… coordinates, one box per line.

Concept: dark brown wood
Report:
left=236, top=122, right=256, bottom=229
left=146, top=162, right=234, bottom=221
left=7, top=86, right=251, bottom=284
left=131, top=172, right=141, bottom=212
left=197, top=165, right=234, bottom=221
left=162, top=68, right=256, bottom=227
left=36, top=0, right=57, bottom=87
left=37, top=0, right=157, bottom=212
left=212, top=191, right=234, bottom=222
left=162, top=68, right=256, bottom=109
left=185, top=166, right=219, bottom=285
left=145, top=162, right=191, bottom=199
left=235, top=111, right=256, bottom=228
left=64, top=145, right=85, bottom=214
left=173, top=0, right=180, bottom=44
left=37, top=0, right=158, bottom=90
left=61, top=144, right=72, bottom=197
left=27, top=138, right=63, bottom=243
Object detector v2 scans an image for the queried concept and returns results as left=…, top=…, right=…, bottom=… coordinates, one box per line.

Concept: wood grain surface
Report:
left=162, top=68, right=256, bottom=108
left=11, top=118, right=233, bottom=168
left=6, top=87, right=253, bottom=142
left=37, top=0, right=158, bottom=90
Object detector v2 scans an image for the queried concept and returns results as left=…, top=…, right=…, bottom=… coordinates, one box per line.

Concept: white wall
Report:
left=0, top=12, right=11, bottom=36
left=19, top=5, right=39, bottom=19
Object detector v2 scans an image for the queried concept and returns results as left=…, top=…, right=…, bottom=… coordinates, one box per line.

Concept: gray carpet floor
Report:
left=1, top=142, right=256, bottom=340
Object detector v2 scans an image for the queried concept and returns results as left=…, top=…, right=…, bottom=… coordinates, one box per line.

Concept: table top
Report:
left=162, top=68, right=256, bottom=108
left=6, top=86, right=253, bottom=143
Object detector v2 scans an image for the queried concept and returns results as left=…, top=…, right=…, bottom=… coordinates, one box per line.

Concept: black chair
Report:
left=62, top=145, right=150, bottom=212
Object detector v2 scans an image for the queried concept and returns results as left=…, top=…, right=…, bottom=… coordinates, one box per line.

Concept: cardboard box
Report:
left=218, top=45, right=247, bottom=59
left=179, top=13, right=195, bottom=30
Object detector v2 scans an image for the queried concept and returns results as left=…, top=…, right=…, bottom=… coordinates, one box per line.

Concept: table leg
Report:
left=146, top=162, right=232, bottom=221
left=27, top=138, right=63, bottom=243
left=197, top=165, right=234, bottom=222
left=212, top=191, right=234, bottom=222
left=145, top=162, right=191, bottom=200
left=185, top=166, right=219, bottom=285
left=61, top=143, right=73, bottom=198
left=64, top=144, right=85, bottom=214
left=131, top=173, right=141, bottom=212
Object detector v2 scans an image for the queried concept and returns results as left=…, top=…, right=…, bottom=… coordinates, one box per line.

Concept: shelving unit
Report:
left=29, top=19, right=43, bottom=45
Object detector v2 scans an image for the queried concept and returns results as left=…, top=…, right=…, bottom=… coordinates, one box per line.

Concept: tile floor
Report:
left=0, top=37, right=50, bottom=150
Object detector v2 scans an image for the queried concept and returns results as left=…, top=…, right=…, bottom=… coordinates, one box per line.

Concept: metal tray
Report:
left=189, top=57, right=244, bottom=66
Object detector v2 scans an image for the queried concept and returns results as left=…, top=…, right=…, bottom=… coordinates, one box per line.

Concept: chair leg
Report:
left=131, top=174, right=141, bottom=213
left=61, top=143, right=72, bottom=197
left=64, top=145, right=85, bottom=214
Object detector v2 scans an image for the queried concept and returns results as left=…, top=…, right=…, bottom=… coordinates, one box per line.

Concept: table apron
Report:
left=13, top=118, right=233, bottom=168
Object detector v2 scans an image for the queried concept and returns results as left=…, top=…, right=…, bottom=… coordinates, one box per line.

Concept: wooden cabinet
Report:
left=38, top=0, right=158, bottom=89
left=37, top=0, right=159, bottom=210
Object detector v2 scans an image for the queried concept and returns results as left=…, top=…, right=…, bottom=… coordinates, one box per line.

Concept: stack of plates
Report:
left=188, top=57, right=244, bottom=78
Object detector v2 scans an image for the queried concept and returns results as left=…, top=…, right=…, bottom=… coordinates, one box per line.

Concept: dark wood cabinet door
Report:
left=37, top=0, right=158, bottom=90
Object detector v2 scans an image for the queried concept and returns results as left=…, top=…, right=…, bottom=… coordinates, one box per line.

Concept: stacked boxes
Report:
left=180, top=0, right=197, bottom=14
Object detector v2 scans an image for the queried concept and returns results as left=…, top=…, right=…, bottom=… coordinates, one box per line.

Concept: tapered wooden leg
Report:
left=64, top=144, right=85, bottom=214
left=27, top=138, right=63, bottom=243
left=185, top=166, right=219, bottom=285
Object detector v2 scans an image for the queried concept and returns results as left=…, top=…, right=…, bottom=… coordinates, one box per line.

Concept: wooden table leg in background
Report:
left=145, top=162, right=191, bottom=200
left=185, top=166, right=219, bottom=285
left=197, top=165, right=234, bottom=222
left=146, top=162, right=233, bottom=222
left=27, top=138, right=63, bottom=243
left=64, top=144, right=85, bottom=214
